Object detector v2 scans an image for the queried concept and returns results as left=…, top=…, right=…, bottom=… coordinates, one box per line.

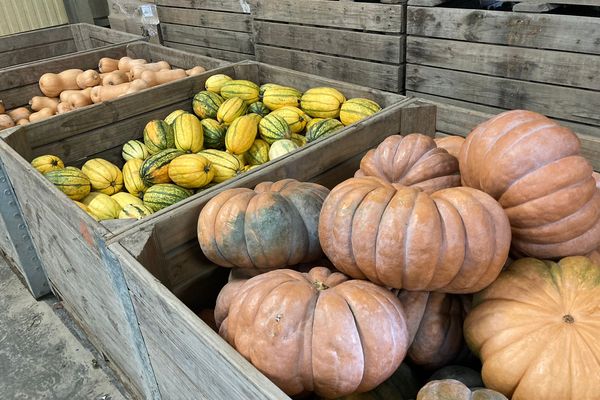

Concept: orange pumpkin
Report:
left=215, top=266, right=411, bottom=398
left=417, top=379, right=507, bottom=400
left=355, top=134, right=460, bottom=193
left=319, top=177, right=511, bottom=293
left=459, top=110, right=600, bottom=258
left=434, top=135, right=464, bottom=159
left=464, top=256, right=600, bottom=400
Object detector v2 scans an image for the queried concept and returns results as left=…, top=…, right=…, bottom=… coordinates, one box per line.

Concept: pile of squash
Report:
left=0, top=56, right=206, bottom=129
left=32, top=74, right=382, bottom=221
left=197, top=110, right=600, bottom=400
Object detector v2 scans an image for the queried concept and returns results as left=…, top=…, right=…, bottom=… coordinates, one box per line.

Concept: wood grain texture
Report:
left=156, top=0, right=253, bottom=13
left=157, top=7, right=252, bottom=32
left=163, top=41, right=255, bottom=62
left=161, top=23, right=254, bottom=54
left=407, top=7, right=600, bottom=54
left=407, top=36, right=600, bottom=91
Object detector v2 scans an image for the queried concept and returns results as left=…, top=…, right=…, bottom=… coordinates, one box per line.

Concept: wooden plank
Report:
left=256, top=45, right=403, bottom=93
left=161, top=23, right=254, bottom=54
left=157, top=7, right=252, bottom=32
left=513, top=0, right=600, bottom=12
left=254, top=21, right=404, bottom=64
left=0, top=25, right=72, bottom=52
left=0, top=41, right=77, bottom=70
left=407, top=36, right=600, bottom=91
left=79, top=23, right=142, bottom=46
left=407, top=7, right=600, bottom=55
left=156, top=0, right=253, bottom=13
left=406, top=64, right=600, bottom=128
left=164, top=41, right=255, bottom=62
left=407, top=0, right=451, bottom=5
left=254, top=0, right=405, bottom=33
left=126, top=41, right=229, bottom=69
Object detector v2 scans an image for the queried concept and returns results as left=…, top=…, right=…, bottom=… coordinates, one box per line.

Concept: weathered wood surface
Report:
left=407, top=7, right=600, bottom=54
left=164, top=41, right=255, bottom=62
left=161, top=23, right=254, bottom=55
left=513, top=0, right=600, bottom=12
left=156, top=0, right=254, bottom=13
left=158, top=7, right=252, bottom=32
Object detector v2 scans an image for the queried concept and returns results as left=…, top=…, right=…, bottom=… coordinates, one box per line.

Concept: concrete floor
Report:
left=0, top=256, right=130, bottom=400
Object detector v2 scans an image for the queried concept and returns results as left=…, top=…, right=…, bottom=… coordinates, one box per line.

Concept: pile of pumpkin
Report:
left=196, top=110, right=600, bottom=400
left=0, top=55, right=207, bottom=129
left=32, top=75, right=382, bottom=221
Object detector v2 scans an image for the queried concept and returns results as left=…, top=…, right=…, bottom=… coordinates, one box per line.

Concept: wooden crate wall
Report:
left=253, top=0, right=406, bottom=93
left=157, top=0, right=255, bottom=62
left=406, top=0, right=600, bottom=141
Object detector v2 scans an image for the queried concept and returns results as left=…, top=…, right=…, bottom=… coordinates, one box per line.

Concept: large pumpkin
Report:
left=417, top=380, right=508, bottom=400
left=355, top=134, right=460, bottom=193
left=434, top=136, right=464, bottom=159
left=198, top=179, right=329, bottom=270
left=464, top=256, right=600, bottom=400
left=459, top=110, right=600, bottom=258
left=397, top=291, right=470, bottom=369
left=214, top=266, right=410, bottom=398
left=318, top=177, right=511, bottom=293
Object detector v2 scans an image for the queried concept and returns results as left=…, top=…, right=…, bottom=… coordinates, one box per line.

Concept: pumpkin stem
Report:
left=313, top=280, right=329, bottom=291
left=563, top=314, right=575, bottom=324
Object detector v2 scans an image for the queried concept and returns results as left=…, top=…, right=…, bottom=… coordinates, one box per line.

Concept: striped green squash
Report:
left=291, top=133, right=307, bottom=147
left=271, top=106, right=310, bottom=134
left=164, top=109, right=190, bottom=125
left=119, top=203, right=154, bottom=219
left=143, top=120, right=174, bottom=155
left=140, top=148, right=184, bottom=186
left=192, top=91, right=224, bottom=119
left=217, top=97, right=248, bottom=125
left=258, top=113, right=291, bottom=144
left=122, top=140, right=149, bottom=161
left=201, top=118, right=227, bottom=150
left=306, top=118, right=344, bottom=143
left=245, top=139, right=270, bottom=166
left=339, top=98, right=381, bottom=126
left=300, top=87, right=346, bottom=118
left=220, top=80, right=260, bottom=103
left=173, top=113, right=204, bottom=153
left=197, top=149, right=244, bottom=183
left=268, top=139, right=299, bottom=160
left=263, top=86, right=302, bottom=110
left=248, top=101, right=270, bottom=117
left=259, top=83, right=282, bottom=97
left=143, top=183, right=193, bottom=212
left=44, top=166, right=91, bottom=201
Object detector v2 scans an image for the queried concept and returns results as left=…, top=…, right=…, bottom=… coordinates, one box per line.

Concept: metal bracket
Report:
left=0, top=158, right=50, bottom=299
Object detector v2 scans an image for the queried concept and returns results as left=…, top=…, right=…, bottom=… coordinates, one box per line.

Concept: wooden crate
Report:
left=253, top=0, right=406, bottom=93
left=0, top=23, right=142, bottom=70
left=0, top=61, right=418, bottom=398
left=406, top=0, right=600, bottom=140
left=157, top=0, right=256, bottom=62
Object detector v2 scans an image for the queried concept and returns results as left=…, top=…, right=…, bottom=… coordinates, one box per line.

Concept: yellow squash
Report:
left=168, top=154, right=215, bottom=189
left=225, top=114, right=259, bottom=155
left=262, top=86, right=302, bottom=110
left=339, top=98, right=381, bottom=126
left=81, top=158, right=124, bottom=195
left=217, top=97, right=248, bottom=125
left=31, top=154, right=64, bottom=174
left=111, top=192, right=144, bottom=209
left=300, top=87, right=346, bottom=118
left=205, top=74, right=232, bottom=93
left=197, top=149, right=244, bottom=183
left=81, top=192, right=122, bottom=220
left=122, top=159, right=148, bottom=198
left=173, top=113, right=204, bottom=153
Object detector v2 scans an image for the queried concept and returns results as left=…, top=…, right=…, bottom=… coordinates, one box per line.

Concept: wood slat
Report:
left=0, top=41, right=77, bottom=69
left=513, top=0, right=600, bottom=12
left=157, top=7, right=252, bottom=32
left=0, top=25, right=72, bottom=52
left=156, top=0, right=253, bottom=13
left=256, top=45, right=403, bottom=93
left=254, top=21, right=404, bottom=64
left=161, top=23, right=254, bottom=55
left=406, top=64, right=600, bottom=128
left=407, top=6, right=600, bottom=54
left=254, top=0, right=405, bottom=33
left=164, top=41, right=255, bottom=63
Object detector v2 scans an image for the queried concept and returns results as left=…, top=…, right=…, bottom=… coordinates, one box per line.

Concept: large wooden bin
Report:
left=0, top=23, right=142, bottom=70
left=0, top=62, right=423, bottom=399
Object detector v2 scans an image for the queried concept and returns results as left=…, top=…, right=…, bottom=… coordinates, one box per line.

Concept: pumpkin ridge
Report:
left=243, top=194, right=274, bottom=268
left=340, top=294, right=368, bottom=392
left=233, top=192, right=260, bottom=267
left=278, top=194, right=313, bottom=266
left=372, top=187, right=397, bottom=286
left=572, top=325, right=600, bottom=374
left=213, top=190, right=253, bottom=267
left=401, top=191, right=422, bottom=287
left=302, top=290, right=318, bottom=391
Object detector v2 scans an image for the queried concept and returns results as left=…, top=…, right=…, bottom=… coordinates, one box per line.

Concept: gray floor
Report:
left=0, top=256, right=130, bottom=400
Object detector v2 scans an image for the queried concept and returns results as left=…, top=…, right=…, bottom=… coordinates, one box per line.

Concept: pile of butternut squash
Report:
left=0, top=56, right=207, bottom=129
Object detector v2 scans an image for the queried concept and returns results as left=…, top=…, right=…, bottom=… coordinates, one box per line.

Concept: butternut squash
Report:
left=76, top=69, right=101, bottom=89
left=129, top=61, right=171, bottom=79
left=57, top=102, right=73, bottom=114
left=186, top=66, right=206, bottom=76
left=118, top=57, right=147, bottom=72
left=16, top=119, right=29, bottom=126
left=98, top=57, right=119, bottom=73
left=125, top=79, right=149, bottom=95
left=140, top=69, right=187, bottom=86
left=102, top=70, right=130, bottom=86
left=29, top=96, right=59, bottom=113
left=0, top=114, right=15, bottom=129
left=29, top=108, right=54, bottom=123
left=7, top=107, right=31, bottom=122
left=59, top=88, right=92, bottom=103
left=68, top=93, right=93, bottom=109
left=39, top=69, right=83, bottom=97
left=91, top=82, right=132, bottom=103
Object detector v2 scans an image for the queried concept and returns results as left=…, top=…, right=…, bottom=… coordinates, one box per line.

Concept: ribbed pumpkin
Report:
left=268, top=139, right=298, bottom=160
left=164, top=109, right=189, bottom=125
left=192, top=90, right=224, bottom=120
left=31, top=154, right=64, bottom=174
left=143, top=183, right=193, bottom=212
left=111, top=192, right=144, bottom=209
left=81, top=158, right=123, bottom=195
left=291, top=133, right=307, bottom=147
left=434, top=136, right=464, bottom=159
left=198, top=179, right=330, bottom=269
left=217, top=97, right=248, bottom=125
left=205, top=74, right=232, bottom=93
left=197, top=149, right=244, bottom=183
left=122, top=140, right=149, bottom=161
left=259, top=83, right=281, bottom=97
left=168, top=154, right=214, bottom=189
left=305, top=118, right=344, bottom=143
left=119, top=203, right=154, bottom=219
left=140, top=148, right=184, bottom=186
left=122, top=159, right=147, bottom=198
left=81, top=192, right=122, bottom=220
left=220, top=80, right=260, bottom=103
left=464, top=256, right=600, bottom=400
left=225, top=115, right=259, bottom=155
left=262, top=86, right=302, bottom=110
left=44, top=167, right=90, bottom=200
left=300, top=87, right=346, bottom=118
left=258, top=113, right=291, bottom=144
left=173, top=113, right=204, bottom=153
left=355, top=134, right=461, bottom=193
left=459, top=110, right=600, bottom=258
left=247, top=101, right=270, bottom=117
left=199, top=119, right=226, bottom=150
left=417, top=380, right=508, bottom=400
left=214, top=266, right=410, bottom=398
left=339, top=98, right=381, bottom=126
left=143, top=120, right=174, bottom=155
left=271, top=106, right=309, bottom=133
left=245, top=139, right=270, bottom=166
left=319, top=177, right=511, bottom=293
